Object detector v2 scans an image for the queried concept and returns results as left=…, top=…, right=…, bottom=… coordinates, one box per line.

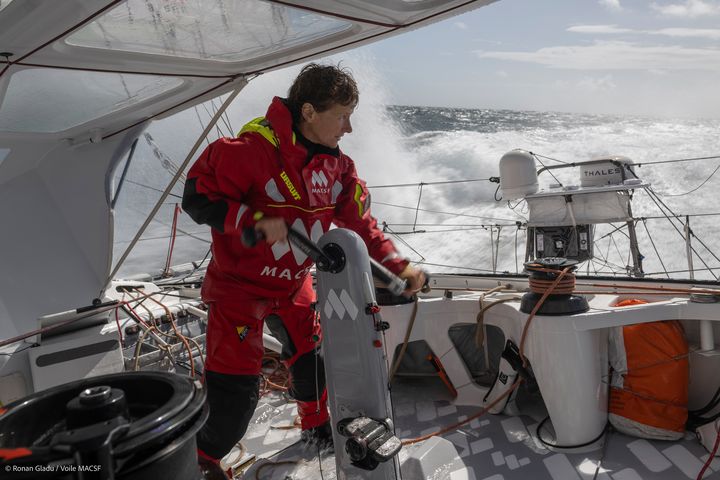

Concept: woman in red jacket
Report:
left=182, top=63, right=425, bottom=467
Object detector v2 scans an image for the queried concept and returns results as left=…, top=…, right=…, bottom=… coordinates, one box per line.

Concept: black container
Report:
left=0, top=372, right=209, bottom=480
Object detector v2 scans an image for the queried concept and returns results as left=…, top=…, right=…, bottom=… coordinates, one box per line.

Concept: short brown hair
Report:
left=287, top=63, right=359, bottom=122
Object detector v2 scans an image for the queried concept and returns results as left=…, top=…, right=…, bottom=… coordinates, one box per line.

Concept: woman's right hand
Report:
left=255, top=217, right=288, bottom=244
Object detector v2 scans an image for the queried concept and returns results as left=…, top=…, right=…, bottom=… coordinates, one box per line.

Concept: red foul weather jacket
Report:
left=182, top=96, right=408, bottom=304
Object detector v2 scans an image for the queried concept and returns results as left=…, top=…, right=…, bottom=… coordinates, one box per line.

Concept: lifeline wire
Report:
left=660, top=162, right=720, bottom=197
left=645, top=188, right=720, bottom=280
left=531, top=152, right=564, bottom=187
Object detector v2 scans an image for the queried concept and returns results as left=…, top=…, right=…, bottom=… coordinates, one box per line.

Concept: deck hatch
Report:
left=66, top=0, right=353, bottom=62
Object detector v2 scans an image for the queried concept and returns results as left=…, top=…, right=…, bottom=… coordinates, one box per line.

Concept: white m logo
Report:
left=311, top=170, right=328, bottom=187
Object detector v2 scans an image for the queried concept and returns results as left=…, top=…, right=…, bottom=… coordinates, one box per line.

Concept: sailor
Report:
left=182, top=63, right=425, bottom=469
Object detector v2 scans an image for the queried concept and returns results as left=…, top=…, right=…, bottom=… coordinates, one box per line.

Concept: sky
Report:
left=354, top=0, right=720, bottom=118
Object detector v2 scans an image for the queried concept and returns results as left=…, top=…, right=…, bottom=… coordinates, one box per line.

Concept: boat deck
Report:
left=237, top=377, right=718, bottom=480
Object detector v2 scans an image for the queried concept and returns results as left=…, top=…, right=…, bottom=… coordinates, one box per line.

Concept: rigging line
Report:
left=592, top=232, right=612, bottom=267
left=104, top=77, right=244, bottom=140
left=642, top=218, right=670, bottom=279
left=212, top=98, right=236, bottom=137
left=121, top=203, right=211, bottom=244
left=114, top=231, right=210, bottom=244
left=369, top=178, right=493, bottom=189
left=530, top=152, right=570, bottom=165
left=373, top=201, right=517, bottom=222
left=687, top=227, right=720, bottom=267
left=383, top=222, right=519, bottom=227
left=594, top=223, right=630, bottom=243
left=106, top=86, right=242, bottom=286
left=635, top=154, right=720, bottom=166
left=603, top=233, right=613, bottom=267
left=412, top=183, right=424, bottom=232
left=491, top=226, right=503, bottom=274
left=643, top=266, right=720, bottom=276
left=531, top=152, right=564, bottom=186
left=200, top=101, right=223, bottom=139
left=646, top=187, right=692, bottom=235
left=594, top=243, right=628, bottom=273
left=642, top=212, right=720, bottom=219
left=594, top=258, right=632, bottom=275
left=387, top=226, right=495, bottom=234
left=645, top=188, right=720, bottom=280
left=489, top=226, right=496, bottom=274
left=201, top=101, right=226, bottom=139
left=495, top=226, right=503, bottom=273
left=658, top=162, right=720, bottom=197
left=193, top=106, right=211, bottom=147
left=382, top=223, right=426, bottom=261
left=178, top=248, right=212, bottom=283
left=414, top=261, right=497, bottom=273
left=591, top=257, right=626, bottom=276
left=626, top=227, right=633, bottom=271
left=515, top=227, right=519, bottom=274
left=125, top=180, right=182, bottom=198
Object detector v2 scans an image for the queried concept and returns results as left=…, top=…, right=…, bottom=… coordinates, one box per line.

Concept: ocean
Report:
left=112, top=73, right=720, bottom=282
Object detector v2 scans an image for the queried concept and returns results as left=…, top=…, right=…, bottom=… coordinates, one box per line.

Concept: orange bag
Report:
left=608, top=300, right=689, bottom=440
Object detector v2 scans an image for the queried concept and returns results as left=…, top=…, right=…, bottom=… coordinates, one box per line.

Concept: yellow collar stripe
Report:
left=237, top=117, right=296, bottom=147
left=238, top=117, right=279, bottom=147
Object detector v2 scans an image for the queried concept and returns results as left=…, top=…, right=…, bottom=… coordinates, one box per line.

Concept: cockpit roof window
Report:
left=66, top=0, right=352, bottom=62
left=0, top=69, right=182, bottom=133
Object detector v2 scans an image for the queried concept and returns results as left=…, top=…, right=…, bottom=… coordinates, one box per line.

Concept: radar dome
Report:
left=499, top=149, right=538, bottom=200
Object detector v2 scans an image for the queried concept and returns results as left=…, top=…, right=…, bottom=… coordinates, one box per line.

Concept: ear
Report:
left=301, top=103, right=316, bottom=123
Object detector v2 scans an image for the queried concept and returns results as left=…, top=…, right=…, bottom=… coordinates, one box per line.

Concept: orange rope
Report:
left=260, top=352, right=291, bottom=397
left=114, top=307, right=124, bottom=345
left=142, top=290, right=196, bottom=377
left=528, top=276, right=576, bottom=295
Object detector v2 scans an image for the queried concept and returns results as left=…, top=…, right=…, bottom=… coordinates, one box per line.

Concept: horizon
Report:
left=382, top=103, right=720, bottom=122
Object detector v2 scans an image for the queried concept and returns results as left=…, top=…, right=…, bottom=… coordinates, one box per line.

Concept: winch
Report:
left=520, top=257, right=589, bottom=315
left=0, top=372, right=210, bottom=480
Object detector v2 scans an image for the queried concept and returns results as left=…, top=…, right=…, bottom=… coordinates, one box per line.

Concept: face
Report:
left=300, top=102, right=354, bottom=148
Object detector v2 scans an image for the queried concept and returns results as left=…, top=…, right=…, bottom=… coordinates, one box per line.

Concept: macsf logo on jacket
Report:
left=260, top=265, right=311, bottom=280
left=311, top=170, right=330, bottom=194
